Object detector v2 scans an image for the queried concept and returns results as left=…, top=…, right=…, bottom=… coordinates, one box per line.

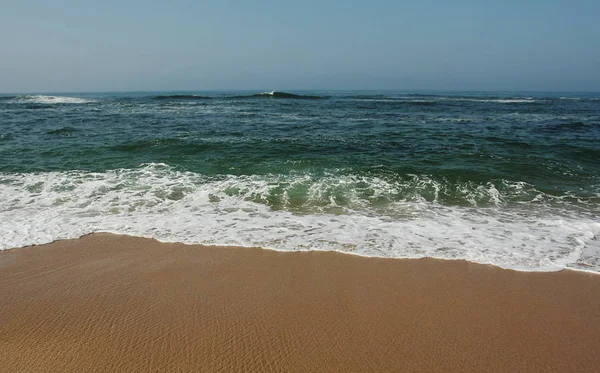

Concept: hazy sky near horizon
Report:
left=2, top=0, right=599, bottom=93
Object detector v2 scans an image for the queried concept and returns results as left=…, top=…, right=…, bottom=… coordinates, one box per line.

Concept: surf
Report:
left=1, top=164, right=598, bottom=272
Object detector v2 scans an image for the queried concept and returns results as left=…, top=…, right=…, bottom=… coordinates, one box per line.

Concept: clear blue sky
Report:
left=1, top=0, right=599, bottom=93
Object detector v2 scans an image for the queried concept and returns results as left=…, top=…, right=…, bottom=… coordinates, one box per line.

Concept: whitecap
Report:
left=1, top=164, right=598, bottom=272
left=13, top=95, right=94, bottom=104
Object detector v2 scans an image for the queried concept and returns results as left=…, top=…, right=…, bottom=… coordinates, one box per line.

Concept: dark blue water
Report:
left=1, top=91, right=599, bottom=271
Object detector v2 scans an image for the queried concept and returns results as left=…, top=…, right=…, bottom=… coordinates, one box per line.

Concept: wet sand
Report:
left=1, top=233, right=599, bottom=372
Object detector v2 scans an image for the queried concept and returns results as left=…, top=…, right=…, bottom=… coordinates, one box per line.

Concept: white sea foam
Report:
left=358, top=99, right=437, bottom=103
left=13, top=95, right=94, bottom=104
left=1, top=164, right=598, bottom=272
left=355, top=97, right=539, bottom=104
left=490, top=99, right=537, bottom=103
left=446, top=98, right=539, bottom=103
left=559, top=97, right=600, bottom=102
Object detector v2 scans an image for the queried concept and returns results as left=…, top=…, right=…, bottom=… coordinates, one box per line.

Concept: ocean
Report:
left=1, top=91, right=599, bottom=272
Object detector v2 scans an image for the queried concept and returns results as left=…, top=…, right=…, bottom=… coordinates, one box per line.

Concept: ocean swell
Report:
left=152, top=94, right=213, bottom=100
left=247, top=91, right=327, bottom=99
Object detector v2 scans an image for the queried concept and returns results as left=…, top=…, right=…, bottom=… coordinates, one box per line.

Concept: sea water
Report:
left=1, top=91, right=599, bottom=272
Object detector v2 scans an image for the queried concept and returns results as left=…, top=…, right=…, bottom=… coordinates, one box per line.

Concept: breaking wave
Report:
left=7, top=95, right=95, bottom=104
left=247, top=91, right=327, bottom=99
left=152, top=94, right=213, bottom=100
left=145, top=92, right=327, bottom=101
left=1, top=164, right=598, bottom=272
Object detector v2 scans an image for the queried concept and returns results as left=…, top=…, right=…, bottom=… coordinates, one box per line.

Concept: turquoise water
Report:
left=1, top=91, right=599, bottom=271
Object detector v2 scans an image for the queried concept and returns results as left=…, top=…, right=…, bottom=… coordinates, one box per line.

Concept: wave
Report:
left=246, top=91, right=327, bottom=100
left=1, top=164, right=598, bottom=272
left=46, top=127, right=78, bottom=137
left=540, top=121, right=600, bottom=133
left=152, top=94, right=213, bottom=100
left=347, top=95, right=539, bottom=104
left=148, top=92, right=327, bottom=101
left=8, top=95, right=95, bottom=104
left=346, top=94, right=387, bottom=100
left=109, top=138, right=184, bottom=151
left=441, top=97, right=539, bottom=104
left=552, top=121, right=587, bottom=130
left=354, top=98, right=439, bottom=105
left=559, top=97, right=600, bottom=101
left=481, top=99, right=538, bottom=103
left=349, top=94, right=439, bottom=101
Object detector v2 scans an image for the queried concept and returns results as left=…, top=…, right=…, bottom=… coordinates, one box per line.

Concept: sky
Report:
left=1, top=0, right=599, bottom=93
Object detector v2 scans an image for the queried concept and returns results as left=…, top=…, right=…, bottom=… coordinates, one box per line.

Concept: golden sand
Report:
left=1, top=233, right=599, bottom=372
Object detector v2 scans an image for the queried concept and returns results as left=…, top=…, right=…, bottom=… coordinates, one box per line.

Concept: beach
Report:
left=1, top=233, right=599, bottom=372
left=2, top=0, right=600, bottom=370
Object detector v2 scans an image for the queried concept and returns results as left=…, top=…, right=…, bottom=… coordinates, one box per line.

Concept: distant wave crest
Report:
left=348, top=94, right=540, bottom=104
left=247, top=91, right=327, bottom=100
left=8, top=95, right=94, bottom=104
left=148, top=92, right=327, bottom=101
left=152, top=94, right=213, bottom=100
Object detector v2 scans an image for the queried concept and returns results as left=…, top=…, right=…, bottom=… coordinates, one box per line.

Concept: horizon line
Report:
left=2, top=88, right=600, bottom=95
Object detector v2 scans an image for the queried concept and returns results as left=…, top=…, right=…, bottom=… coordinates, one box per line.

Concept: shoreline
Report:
left=5, top=231, right=598, bottom=275
left=2, top=233, right=600, bottom=372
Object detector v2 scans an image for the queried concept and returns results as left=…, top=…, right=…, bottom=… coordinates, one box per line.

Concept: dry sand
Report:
left=1, top=233, right=599, bottom=372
